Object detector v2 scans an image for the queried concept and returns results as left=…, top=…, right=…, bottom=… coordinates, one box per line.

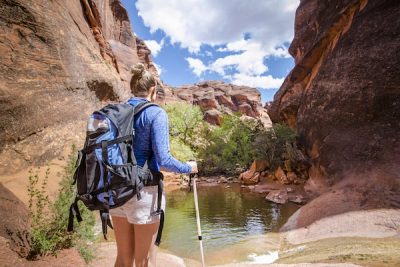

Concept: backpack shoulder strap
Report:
left=134, top=102, right=160, bottom=116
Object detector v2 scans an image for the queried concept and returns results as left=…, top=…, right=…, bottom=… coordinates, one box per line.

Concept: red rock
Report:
left=194, top=98, right=218, bottom=111
left=239, top=169, right=261, bottom=185
left=0, top=0, right=158, bottom=174
left=274, top=167, right=289, bottom=184
left=166, top=81, right=270, bottom=127
left=215, top=94, right=237, bottom=111
left=265, top=190, right=288, bottom=204
left=204, top=110, right=223, bottom=125
left=269, top=0, right=400, bottom=229
left=249, top=159, right=270, bottom=172
left=287, top=172, right=298, bottom=183
left=269, top=0, right=400, bottom=195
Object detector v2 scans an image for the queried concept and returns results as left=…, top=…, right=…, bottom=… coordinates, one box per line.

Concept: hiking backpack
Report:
left=68, top=101, right=165, bottom=245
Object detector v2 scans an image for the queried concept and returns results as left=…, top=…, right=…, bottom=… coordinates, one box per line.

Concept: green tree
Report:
left=164, top=103, right=204, bottom=148
left=254, top=123, right=297, bottom=171
left=198, top=114, right=261, bottom=175
left=164, top=103, right=208, bottom=161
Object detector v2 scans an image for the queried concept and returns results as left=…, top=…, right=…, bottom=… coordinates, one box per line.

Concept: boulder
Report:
left=274, top=167, right=289, bottom=184
left=218, top=177, right=228, bottom=184
left=265, top=190, right=288, bottom=204
left=249, top=159, right=270, bottom=173
left=287, top=172, right=298, bottom=183
left=204, top=109, right=223, bottom=125
left=239, top=170, right=260, bottom=185
left=288, top=194, right=307, bottom=204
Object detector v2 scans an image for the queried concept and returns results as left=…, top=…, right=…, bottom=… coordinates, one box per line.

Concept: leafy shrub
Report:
left=164, top=103, right=208, bottom=161
left=164, top=103, right=205, bottom=148
left=170, top=138, right=195, bottom=162
left=198, top=114, right=262, bottom=175
left=27, top=145, right=95, bottom=262
left=254, top=123, right=297, bottom=171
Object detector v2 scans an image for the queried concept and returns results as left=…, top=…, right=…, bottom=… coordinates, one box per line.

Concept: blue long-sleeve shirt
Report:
left=127, top=97, right=191, bottom=173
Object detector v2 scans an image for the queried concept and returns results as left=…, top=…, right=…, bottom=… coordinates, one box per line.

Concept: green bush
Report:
left=254, top=123, right=297, bottom=171
left=198, top=114, right=262, bottom=175
left=170, top=138, right=195, bottom=162
left=164, top=102, right=300, bottom=176
left=164, top=103, right=206, bottom=150
left=27, top=145, right=95, bottom=262
left=164, top=103, right=208, bottom=161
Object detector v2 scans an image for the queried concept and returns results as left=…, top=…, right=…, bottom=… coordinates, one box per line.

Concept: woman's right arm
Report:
left=151, top=109, right=193, bottom=173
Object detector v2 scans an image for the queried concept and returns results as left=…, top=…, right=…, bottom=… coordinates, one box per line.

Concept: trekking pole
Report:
left=191, top=173, right=206, bottom=267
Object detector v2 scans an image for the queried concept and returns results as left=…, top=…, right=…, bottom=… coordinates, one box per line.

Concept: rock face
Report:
left=165, top=81, right=273, bottom=127
left=0, top=0, right=157, bottom=174
left=269, top=0, right=400, bottom=226
left=0, top=184, right=30, bottom=257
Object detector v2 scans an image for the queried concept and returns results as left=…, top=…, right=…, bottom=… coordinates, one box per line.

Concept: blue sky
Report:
left=121, top=0, right=297, bottom=103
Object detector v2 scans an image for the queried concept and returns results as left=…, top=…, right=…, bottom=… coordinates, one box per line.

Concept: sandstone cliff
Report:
left=269, top=0, right=400, bottom=228
left=0, top=0, right=156, bottom=174
left=164, top=81, right=272, bottom=127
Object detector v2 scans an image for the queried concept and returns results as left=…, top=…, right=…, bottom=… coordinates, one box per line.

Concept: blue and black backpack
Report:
left=68, top=101, right=164, bottom=245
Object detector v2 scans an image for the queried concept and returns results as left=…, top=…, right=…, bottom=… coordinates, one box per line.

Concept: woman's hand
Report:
left=187, top=161, right=198, bottom=173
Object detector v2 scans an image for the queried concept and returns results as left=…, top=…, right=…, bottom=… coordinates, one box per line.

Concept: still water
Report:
left=160, top=184, right=299, bottom=264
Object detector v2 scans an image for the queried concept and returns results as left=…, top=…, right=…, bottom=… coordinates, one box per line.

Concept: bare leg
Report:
left=133, top=222, right=160, bottom=267
left=112, top=216, right=135, bottom=267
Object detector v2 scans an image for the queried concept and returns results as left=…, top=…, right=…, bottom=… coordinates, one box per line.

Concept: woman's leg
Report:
left=112, top=216, right=135, bottom=267
left=133, top=221, right=160, bottom=267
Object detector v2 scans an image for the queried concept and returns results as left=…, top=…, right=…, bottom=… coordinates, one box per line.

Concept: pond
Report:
left=160, top=183, right=299, bottom=265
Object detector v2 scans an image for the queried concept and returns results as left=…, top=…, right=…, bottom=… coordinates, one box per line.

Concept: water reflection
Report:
left=160, top=184, right=299, bottom=261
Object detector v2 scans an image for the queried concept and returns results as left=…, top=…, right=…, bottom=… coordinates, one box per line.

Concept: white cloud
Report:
left=186, top=57, right=207, bottom=77
left=210, top=39, right=270, bottom=76
left=136, top=0, right=298, bottom=53
left=231, top=73, right=284, bottom=89
left=143, top=39, right=164, bottom=57
left=136, top=0, right=298, bottom=89
left=183, top=39, right=287, bottom=89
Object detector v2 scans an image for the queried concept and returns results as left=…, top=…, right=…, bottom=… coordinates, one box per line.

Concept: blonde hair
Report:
left=130, top=63, right=157, bottom=97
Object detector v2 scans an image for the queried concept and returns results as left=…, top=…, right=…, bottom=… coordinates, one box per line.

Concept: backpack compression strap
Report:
left=150, top=171, right=164, bottom=246
left=67, top=197, right=82, bottom=232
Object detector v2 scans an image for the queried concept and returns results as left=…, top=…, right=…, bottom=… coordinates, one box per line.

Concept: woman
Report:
left=109, top=63, right=198, bottom=267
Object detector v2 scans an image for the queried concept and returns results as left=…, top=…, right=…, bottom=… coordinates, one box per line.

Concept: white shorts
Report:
left=109, top=186, right=166, bottom=224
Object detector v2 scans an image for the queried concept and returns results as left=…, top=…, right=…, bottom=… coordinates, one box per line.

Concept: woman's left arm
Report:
left=150, top=109, right=192, bottom=173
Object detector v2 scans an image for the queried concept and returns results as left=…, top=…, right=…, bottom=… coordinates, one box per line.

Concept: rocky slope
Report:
left=0, top=0, right=156, bottom=175
left=269, top=0, right=400, bottom=227
left=164, top=81, right=272, bottom=127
